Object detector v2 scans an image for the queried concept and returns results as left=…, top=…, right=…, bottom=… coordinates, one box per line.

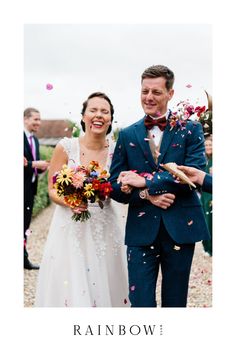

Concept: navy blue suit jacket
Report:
left=109, top=116, right=210, bottom=245
left=202, top=174, right=212, bottom=194
left=24, top=132, right=41, bottom=195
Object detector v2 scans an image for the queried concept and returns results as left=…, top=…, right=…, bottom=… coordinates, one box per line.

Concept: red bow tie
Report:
left=144, top=115, right=167, bottom=131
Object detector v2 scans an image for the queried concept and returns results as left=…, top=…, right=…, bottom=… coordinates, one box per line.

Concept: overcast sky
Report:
left=24, top=24, right=212, bottom=128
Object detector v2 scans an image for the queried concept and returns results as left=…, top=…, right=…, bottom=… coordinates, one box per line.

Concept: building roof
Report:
left=36, top=119, right=73, bottom=139
left=36, top=119, right=74, bottom=146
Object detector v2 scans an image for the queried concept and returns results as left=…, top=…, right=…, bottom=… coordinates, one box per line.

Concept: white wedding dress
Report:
left=35, top=137, right=129, bottom=307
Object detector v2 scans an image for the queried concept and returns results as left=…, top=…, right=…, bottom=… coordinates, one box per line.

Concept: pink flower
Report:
left=72, top=171, right=86, bottom=188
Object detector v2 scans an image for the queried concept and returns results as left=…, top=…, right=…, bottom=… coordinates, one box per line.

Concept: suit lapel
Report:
left=158, top=122, right=176, bottom=165
left=24, top=132, right=34, bottom=159
left=134, top=118, right=157, bottom=170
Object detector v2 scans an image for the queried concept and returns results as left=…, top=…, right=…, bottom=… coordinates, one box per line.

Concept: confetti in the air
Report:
left=130, top=285, right=136, bottom=291
left=46, top=83, right=53, bottom=90
left=129, top=142, right=136, bottom=147
left=25, top=229, right=32, bottom=237
left=188, top=220, right=193, bottom=226
left=138, top=212, right=146, bottom=217
left=186, top=84, right=192, bottom=88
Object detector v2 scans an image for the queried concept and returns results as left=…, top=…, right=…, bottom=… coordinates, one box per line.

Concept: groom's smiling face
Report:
left=141, top=77, right=174, bottom=117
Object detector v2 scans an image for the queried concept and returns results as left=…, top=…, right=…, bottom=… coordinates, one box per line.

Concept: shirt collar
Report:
left=149, top=109, right=170, bottom=120
left=24, top=129, right=33, bottom=138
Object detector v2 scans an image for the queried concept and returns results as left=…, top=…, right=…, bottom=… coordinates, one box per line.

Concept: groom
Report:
left=109, top=65, right=210, bottom=307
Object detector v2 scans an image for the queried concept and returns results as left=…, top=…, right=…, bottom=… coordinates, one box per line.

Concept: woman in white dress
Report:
left=35, top=92, right=129, bottom=307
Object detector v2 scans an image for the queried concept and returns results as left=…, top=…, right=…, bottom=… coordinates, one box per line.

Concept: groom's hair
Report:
left=141, top=65, right=175, bottom=91
left=81, top=92, right=114, bottom=135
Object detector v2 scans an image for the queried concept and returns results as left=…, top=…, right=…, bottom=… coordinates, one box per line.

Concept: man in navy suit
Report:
left=24, top=108, right=49, bottom=270
left=109, top=65, right=210, bottom=307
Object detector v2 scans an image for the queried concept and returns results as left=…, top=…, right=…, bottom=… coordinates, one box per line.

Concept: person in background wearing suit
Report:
left=24, top=108, right=49, bottom=270
left=109, top=65, right=210, bottom=307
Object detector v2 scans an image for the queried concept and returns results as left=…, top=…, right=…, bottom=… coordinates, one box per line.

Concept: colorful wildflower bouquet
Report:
left=53, top=161, right=112, bottom=222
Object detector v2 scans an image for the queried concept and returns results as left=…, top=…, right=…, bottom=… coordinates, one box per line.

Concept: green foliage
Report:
left=67, top=120, right=81, bottom=137
left=32, top=145, right=54, bottom=217
left=32, top=172, right=50, bottom=217
left=112, top=127, right=120, bottom=142
left=39, top=145, right=54, bottom=161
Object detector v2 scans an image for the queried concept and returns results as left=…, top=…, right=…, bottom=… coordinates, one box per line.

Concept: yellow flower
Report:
left=83, top=183, right=95, bottom=198
left=56, top=165, right=74, bottom=185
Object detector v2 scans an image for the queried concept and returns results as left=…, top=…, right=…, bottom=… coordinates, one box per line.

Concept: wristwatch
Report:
left=139, top=188, right=148, bottom=199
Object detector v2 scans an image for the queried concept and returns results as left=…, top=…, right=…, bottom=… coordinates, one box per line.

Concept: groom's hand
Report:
left=148, top=193, right=175, bottom=209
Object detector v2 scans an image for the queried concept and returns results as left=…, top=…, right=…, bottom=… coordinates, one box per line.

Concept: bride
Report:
left=35, top=92, right=129, bottom=307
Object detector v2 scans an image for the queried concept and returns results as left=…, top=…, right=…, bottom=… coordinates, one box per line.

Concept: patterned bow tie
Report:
left=144, top=115, right=167, bottom=131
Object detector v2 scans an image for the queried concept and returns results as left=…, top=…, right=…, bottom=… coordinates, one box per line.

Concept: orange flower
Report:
left=64, top=193, right=82, bottom=208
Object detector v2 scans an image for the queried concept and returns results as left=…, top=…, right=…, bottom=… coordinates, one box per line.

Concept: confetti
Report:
left=143, top=253, right=146, bottom=257
left=144, top=138, right=150, bottom=141
left=188, top=220, right=193, bottom=226
left=138, top=212, right=146, bottom=217
left=186, top=84, right=192, bottom=88
left=124, top=298, right=128, bottom=304
left=25, top=229, right=32, bottom=237
left=150, top=246, right=155, bottom=249
left=173, top=245, right=181, bottom=251
left=130, top=285, right=136, bottom=291
left=129, top=142, right=136, bottom=147
left=46, top=83, right=53, bottom=90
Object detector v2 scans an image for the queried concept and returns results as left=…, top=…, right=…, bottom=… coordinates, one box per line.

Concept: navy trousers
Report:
left=127, top=220, right=195, bottom=307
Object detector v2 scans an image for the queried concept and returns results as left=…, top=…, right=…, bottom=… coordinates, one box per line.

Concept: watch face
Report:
left=139, top=190, right=146, bottom=199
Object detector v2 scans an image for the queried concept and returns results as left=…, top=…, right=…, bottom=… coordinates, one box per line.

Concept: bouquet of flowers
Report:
left=53, top=161, right=113, bottom=222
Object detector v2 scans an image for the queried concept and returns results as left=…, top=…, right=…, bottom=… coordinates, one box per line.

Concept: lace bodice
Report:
left=59, top=136, right=115, bottom=171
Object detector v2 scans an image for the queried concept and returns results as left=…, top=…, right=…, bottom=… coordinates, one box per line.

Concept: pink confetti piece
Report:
left=144, top=138, right=150, bottom=141
left=64, top=299, right=68, bottom=307
left=207, top=280, right=212, bottom=285
left=124, top=298, right=128, bottom=304
left=129, top=142, right=136, bottom=147
left=25, top=229, right=32, bottom=237
left=46, top=83, right=53, bottom=90
left=130, top=285, right=136, bottom=291
left=138, top=212, right=146, bottom=217
left=186, top=84, right=192, bottom=88
left=188, top=220, right=193, bottom=226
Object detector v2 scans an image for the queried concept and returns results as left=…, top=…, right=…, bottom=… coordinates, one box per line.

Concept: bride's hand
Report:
left=117, top=171, right=146, bottom=188
left=72, top=202, right=88, bottom=214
